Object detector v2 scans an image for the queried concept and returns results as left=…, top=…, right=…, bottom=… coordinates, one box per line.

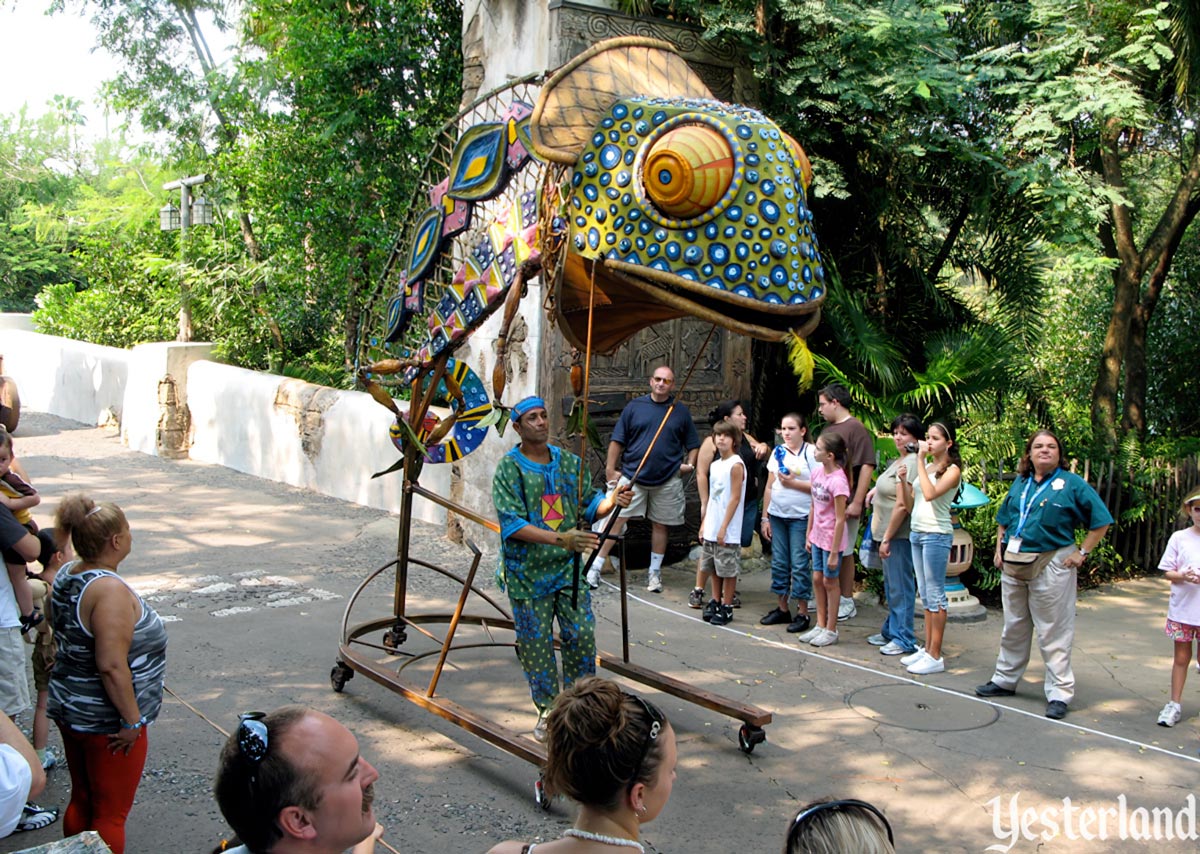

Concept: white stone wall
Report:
left=0, top=325, right=449, bottom=524
left=0, top=328, right=130, bottom=426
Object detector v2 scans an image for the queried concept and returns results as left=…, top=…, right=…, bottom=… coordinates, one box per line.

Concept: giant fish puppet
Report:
left=359, top=37, right=825, bottom=464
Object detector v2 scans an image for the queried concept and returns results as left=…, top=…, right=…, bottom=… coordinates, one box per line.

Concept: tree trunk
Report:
left=1090, top=263, right=1138, bottom=449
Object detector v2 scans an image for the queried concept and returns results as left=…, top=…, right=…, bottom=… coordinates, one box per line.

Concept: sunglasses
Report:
left=789, top=799, right=894, bottom=846
left=624, top=693, right=664, bottom=787
left=238, top=711, right=269, bottom=763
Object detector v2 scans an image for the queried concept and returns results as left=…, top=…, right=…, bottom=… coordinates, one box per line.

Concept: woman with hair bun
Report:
left=48, top=494, right=167, bottom=854
left=488, top=676, right=677, bottom=853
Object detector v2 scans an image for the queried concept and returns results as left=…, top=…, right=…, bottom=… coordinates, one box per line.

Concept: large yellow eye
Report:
left=643, top=124, right=734, bottom=219
left=783, top=133, right=813, bottom=192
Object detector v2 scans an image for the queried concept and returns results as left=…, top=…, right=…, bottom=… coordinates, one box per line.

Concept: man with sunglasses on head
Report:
left=588, top=366, right=700, bottom=594
left=214, top=706, right=384, bottom=854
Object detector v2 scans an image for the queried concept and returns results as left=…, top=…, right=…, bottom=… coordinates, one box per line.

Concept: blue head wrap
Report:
left=511, top=396, right=546, bottom=423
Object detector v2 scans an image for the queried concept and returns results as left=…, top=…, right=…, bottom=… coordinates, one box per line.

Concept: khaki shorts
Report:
left=616, top=474, right=686, bottom=527
left=844, top=515, right=861, bottom=560
left=31, top=636, right=56, bottom=693
left=699, top=540, right=741, bottom=579
left=0, top=627, right=31, bottom=716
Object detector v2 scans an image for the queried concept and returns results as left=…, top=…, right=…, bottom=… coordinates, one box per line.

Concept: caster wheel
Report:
left=534, top=776, right=551, bottom=811
left=330, top=663, right=354, bottom=693
left=738, top=723, right=766, bottom=754
left=382, top=625, right=408, bottom=652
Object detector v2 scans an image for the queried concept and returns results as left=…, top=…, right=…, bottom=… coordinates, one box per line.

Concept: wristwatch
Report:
left=1078, top=548, right=1089, bottom=558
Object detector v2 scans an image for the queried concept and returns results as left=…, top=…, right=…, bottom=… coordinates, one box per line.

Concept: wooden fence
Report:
left=974, top=455, right=1200, bottom=572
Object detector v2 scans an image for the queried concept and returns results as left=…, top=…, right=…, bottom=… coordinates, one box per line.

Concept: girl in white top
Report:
left=1155, top=490, right=1200, bottom=727
left=898, top=422, right=961, bottom=675
left=760, top=413, right=818, bottom=630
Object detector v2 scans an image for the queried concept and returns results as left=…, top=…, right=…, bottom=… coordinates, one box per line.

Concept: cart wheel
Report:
left=534, top=776, right=551, bottom=812
left=330, top=663, right=354, bottom=693
left=738, top=723, right=766, bottom=754
left=382, top=625, right=408, bottom=652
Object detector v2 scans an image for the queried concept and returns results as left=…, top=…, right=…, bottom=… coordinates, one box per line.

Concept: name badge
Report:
left=1007, top=537, right=1023, bottom=553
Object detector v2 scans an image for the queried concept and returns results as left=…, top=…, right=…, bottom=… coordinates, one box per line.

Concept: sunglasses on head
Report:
left=238, top=711, right=269, bottom=763
left=623, top=693, right=664, bottom=787
left=789, top=799, right=894, bottom=846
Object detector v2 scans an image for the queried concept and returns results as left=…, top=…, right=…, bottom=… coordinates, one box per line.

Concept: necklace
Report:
left=562, top=829, right=644, bottom=851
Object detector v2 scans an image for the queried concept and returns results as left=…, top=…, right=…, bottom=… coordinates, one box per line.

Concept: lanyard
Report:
left=1015, top=468, right=1059, bottom=538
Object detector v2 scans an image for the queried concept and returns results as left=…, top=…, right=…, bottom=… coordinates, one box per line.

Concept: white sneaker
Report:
left=806, top=599, right=817, bottom=611
left=907, top=654, right=945, bottom=675
left=879, top=640, right=908, bottom=656
left=837, top=596, right=857, bottom=620
left=866, top=633, right=887, bottom=646
left=533, top=711, right=549, bottom=743
left=796, top=625, right=823, bottom=643
left=900, top=647, right=927, bottom=666
left=586, top=567, right=601, bottom=589
left=810, top=629, right=839, bottom=647
left=646, top=571, right=663, bottom=593
left=1158, top=700, right=1183, bottom=727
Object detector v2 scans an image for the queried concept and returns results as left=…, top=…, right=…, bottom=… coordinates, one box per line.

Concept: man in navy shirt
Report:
left=589, top=367, right=700, bottom=593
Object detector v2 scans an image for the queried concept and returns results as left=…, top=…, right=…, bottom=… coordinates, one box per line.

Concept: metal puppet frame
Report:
left=331, top=63, right=773, bottom=808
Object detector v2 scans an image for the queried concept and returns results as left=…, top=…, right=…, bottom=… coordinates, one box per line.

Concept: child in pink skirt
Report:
left=1156, top=489, right=1200, bottom=727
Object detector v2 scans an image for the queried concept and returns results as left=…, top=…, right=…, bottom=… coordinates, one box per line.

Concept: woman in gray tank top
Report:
left=47, top=494, right=167, bottom=854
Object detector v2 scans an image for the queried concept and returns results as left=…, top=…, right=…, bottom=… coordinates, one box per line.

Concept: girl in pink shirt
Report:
left=800, top=432, right=852, bottom=648
left=1156, top=489, right=1200, bottom=727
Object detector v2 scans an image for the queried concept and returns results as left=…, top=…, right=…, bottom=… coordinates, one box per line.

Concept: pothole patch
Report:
left=847, top=684, right=1001, bottom=732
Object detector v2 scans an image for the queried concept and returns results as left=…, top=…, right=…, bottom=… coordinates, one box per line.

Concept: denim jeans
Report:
left=740, top=498, right=760, bottom=548
left=879, top=538, right=917, bottom=651
left=911, top=530, right=952, bottom=612
left=810, top=544, right=840, bottom=578
left=768, top=514, right=812, bottom=602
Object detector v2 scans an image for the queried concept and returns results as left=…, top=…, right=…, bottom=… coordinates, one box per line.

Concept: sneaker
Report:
left=710, top=604, right=733, bottom=626
left=806, top=599, right=817, bottom=611
left=533, top=711, right=549, bottom=743
left=907, top=654, right=945, bottom=675
left=646, top=571, right=663, bottom=593
left=760, top=607, right=792, bottom=626
left=866, top=633, right=887, bottom=646
left=39, top=747, right=57, bottom=771
left=796, top=625, right=823, bottom=643
left=688, top=587, right=705, bottom=609
left=586, top=567, right=601, bottom=590
left=900, top=647, right=927, bottom=666
left=810, top=628, right=839, bottom=647
left=14, top=802, right=58, bottom=832
left=731, top=591, right=741, bottom=609
left=879, top=640, right=909, bottom=656
left=786, top=613, right=811, bottom=634
left=702, top=599, right=719, bottom=623
left=837, top=596, right=857, bottom=620
left=1158, top=701, right=1183, bottom=727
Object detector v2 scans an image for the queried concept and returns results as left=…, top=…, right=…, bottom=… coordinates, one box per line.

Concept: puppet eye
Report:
left=642, top=124, right=733, bottom=219
left=783, top=133, right=813, bottom=192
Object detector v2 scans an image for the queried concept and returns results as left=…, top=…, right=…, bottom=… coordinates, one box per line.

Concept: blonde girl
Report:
left=1154, top=489, right=1200, bottom=727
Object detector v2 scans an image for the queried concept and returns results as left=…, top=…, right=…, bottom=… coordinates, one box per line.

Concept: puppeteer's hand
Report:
left=612, top=484, right=634, bottom=508
left=556, top=528, right=598, bottom=553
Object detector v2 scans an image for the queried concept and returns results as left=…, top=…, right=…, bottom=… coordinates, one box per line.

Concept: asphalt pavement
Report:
left=6, top=410, right=1198, bottom=854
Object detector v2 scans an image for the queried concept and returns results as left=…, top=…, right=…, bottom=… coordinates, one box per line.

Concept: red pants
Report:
left=57, top=724, right=149, bottom=854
